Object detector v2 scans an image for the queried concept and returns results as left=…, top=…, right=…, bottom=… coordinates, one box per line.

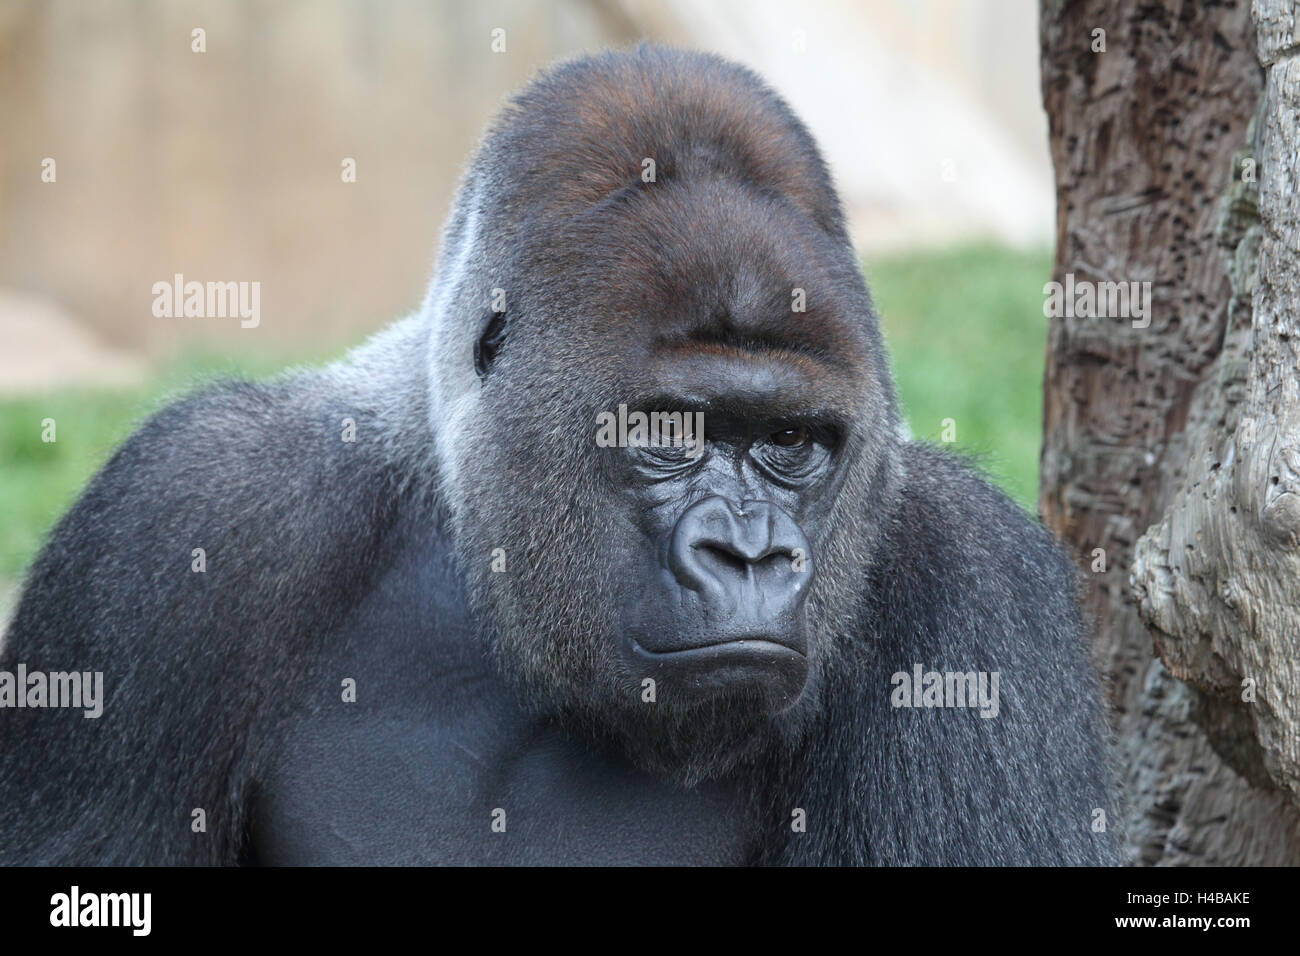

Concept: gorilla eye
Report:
left=752, top=425, right=831, bottom=485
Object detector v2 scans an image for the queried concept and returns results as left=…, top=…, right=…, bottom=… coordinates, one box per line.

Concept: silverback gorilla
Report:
left=0, top=47, right=1117, bottom=865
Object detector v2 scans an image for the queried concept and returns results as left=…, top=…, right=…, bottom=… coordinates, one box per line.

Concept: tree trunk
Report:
left=1040, top=0, right=1300, bottom=864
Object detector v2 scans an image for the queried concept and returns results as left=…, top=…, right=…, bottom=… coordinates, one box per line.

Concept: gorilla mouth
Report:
left=630, top=637, right=806, bottom=659
left=628, top=636, right=809, bottom=706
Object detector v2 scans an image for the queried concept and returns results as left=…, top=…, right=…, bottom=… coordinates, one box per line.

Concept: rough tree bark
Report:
left=1040, top=0, right=1300, bottom=864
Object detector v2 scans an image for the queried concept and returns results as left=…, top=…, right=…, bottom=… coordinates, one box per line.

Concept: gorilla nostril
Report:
left=696, top=541, right=796, bottom=580
left=697, top=542, right=751, bottom=578
left=755, top=549, right=794, bottom=574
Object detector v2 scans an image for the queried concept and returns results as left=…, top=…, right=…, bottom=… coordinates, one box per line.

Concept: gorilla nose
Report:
left=668, top=496, right=813, bottom=616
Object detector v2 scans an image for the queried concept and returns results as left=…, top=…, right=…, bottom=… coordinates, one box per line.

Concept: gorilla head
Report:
left=427, top=48, right=902, bottom=783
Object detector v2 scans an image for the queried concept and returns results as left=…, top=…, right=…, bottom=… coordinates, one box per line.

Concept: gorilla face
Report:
left=429, top=51, right=903, bottom=783
left=615, top=386, right=837, bottom=713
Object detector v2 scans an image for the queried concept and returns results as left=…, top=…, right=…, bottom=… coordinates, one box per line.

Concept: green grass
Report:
left=0, top=244, right=1052, bottom=583
left=869, top=243, right=1052, bottom=509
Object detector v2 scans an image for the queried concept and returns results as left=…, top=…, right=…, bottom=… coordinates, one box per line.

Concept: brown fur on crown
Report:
left=481, top=45, right=848, bottom=240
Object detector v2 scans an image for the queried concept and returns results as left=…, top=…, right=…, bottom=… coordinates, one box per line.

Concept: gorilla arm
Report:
left=0, top=377, right=410, bottom=864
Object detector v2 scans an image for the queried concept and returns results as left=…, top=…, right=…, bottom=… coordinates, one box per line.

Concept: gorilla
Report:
left=0, top=47, right=1117, bottom=865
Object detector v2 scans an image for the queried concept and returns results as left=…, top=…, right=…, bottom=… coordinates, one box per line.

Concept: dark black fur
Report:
left=0, top=47, right=1117, bottom=865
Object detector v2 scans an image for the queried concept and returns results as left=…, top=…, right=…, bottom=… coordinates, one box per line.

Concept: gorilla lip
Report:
left=629, top=638, right=809, bottom=705
left=630, top=637, right=807, bottom=660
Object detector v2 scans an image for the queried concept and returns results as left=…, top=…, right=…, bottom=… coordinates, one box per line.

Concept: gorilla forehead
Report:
left=503, top=181, right=879, bottom=423
left=529, top=179, right=867, bottom=338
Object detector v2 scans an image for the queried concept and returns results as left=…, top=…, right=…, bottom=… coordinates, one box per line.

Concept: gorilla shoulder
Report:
left=888, top=439, right=1085, bottom=643
left=6, top=371, right=424, bottom=660
left=882, top=440, right=1112, bottom=862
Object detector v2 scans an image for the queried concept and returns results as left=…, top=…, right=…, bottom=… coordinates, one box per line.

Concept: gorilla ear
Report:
left=474, top=311, right=508, bottom=379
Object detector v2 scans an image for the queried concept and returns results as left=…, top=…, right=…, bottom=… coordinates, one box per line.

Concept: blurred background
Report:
left=0, top=0, right=1054, bottom=609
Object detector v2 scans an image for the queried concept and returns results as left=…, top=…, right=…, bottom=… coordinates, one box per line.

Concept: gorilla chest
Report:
left=253, top=698, right=753, bottom=865
left=248, top=531, right=753, bottom=865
